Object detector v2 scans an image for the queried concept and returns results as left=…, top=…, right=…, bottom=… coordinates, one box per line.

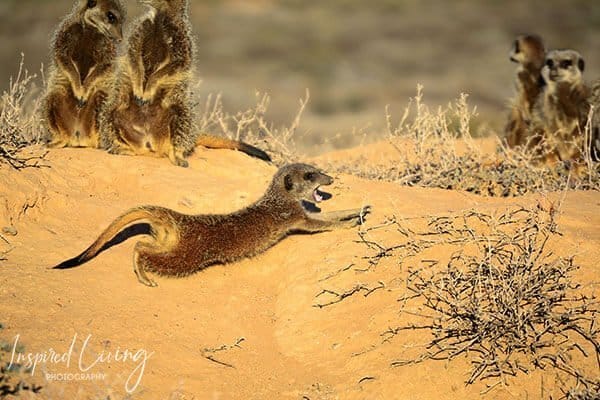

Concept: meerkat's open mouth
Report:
left=302, top=187, right=332, bottom=213
left=313, top=187, right=332, bottom=203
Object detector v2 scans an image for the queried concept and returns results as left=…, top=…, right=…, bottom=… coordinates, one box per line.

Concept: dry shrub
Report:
left=194, top=89, right=308, bottom=165
left=0, top=55, right=46, bottom=170
left=322, top=85, right=600, bottom=196
left=0, top=336, right=43, bottom=396
left=352, top=205, right=600, bottom=396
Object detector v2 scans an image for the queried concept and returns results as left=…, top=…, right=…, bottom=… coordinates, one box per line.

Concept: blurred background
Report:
left=0, top=0, right=599, bottom=154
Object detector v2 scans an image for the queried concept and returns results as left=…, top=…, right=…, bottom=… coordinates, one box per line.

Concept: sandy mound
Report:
left=0, top=143, right=598, bottom=399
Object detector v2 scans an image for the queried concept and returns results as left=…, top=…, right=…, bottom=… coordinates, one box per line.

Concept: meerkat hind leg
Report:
left=133, top=242, right=158, bottom=287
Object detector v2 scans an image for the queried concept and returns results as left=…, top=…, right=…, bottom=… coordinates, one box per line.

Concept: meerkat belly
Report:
left=122, top=100, right=173, bottom=155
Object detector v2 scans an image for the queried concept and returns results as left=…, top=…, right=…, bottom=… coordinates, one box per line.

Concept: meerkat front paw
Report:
left=341, top=205, right=372, bottom=221
left=343, top=206, right=371, bottom=228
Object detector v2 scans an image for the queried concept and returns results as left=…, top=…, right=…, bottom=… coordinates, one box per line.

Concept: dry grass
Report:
left=320, top=86, right=600, bottom=197
left=194, top=89, right=306, bottom=165
left=0, top=55, right=45, bottom=170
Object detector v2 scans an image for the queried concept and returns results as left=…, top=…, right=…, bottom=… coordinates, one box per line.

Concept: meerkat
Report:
left=532, top=49, right=591, bottom=163
left=42, top=0, right=125, bottom=148
left=100, top=0, right=270, bottom=167
left=504, top=34, right=546, bottom=148
left=53, top=163, right=371, bottom=287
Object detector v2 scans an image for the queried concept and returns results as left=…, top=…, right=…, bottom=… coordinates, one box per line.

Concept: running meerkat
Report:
left=42, top=0, right=125, bottom=148
left=53, top=163, right=371, bottom=287
left=100, top=0, right=270, bottom=167
left=532, top=49, right=591, bottom=163
left=504, top=34, right=546, bottom=148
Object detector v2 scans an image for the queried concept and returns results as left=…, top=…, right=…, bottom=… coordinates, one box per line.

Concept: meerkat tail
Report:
left=53, top=207, right=160, bottom=269
left=195, top=134, right=271, bottom=162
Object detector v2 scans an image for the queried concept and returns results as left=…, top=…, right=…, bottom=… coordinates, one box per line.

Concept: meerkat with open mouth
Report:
left=54, top=163, right=371, bottom=286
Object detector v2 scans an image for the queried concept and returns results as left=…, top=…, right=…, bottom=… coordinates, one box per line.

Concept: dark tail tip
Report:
left=240, top=143, right=271, bottom=162
left=52, top=255, right=85, bottom=270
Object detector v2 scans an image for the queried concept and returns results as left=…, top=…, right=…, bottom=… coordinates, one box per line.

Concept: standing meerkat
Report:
left=532, top=49, right=591, bottom=163
left=100, top=0, right=270, bottom=167
left=53, top=163, right=371, bottom=287
left=504, top=34, right=546, bottom=148
left=42, top=0, right=125, bottom=148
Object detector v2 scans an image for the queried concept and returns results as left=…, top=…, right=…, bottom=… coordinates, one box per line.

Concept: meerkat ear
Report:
left=284, top=174, right=294, bottom=191
left=578, top=58, right=585, bottom=72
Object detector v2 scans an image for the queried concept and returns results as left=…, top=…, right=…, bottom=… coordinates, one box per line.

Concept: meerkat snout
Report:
left=509, top=39, right=521, bottom=63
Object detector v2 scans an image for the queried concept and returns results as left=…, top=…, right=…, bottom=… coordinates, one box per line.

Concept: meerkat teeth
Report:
left=313, top=189, right=324, bottom=203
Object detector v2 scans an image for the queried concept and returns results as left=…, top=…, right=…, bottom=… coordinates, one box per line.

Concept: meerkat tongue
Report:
left=313, top=188, right=323, bottom=203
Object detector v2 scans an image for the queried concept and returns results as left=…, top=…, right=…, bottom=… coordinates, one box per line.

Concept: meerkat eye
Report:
left=303, top=172, right=316, bottom=181
left=559, top=60, right=573, bottom=69
left=545, top=59, right=554, bottom=68
left=513, top=40, right=520, bottom=53
left=87, top=0, right=97, bottom=8
left=107, top=11, right=117, bottom=24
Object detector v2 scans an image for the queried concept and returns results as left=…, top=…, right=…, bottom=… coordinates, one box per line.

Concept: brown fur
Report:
left=53, top=163, right=371, bottom=287
left=589, top=79, right=600, bottom=161
left=42, top=0, right=125, bottom=148
left=100, top=0, right=270, bottom=167
left=504, top=34, right=546, bottom=148
left=532, top=49, right=591, bottom=163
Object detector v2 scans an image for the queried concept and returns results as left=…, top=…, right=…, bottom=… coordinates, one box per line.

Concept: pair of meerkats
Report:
left=505, top=34, right=600, bottom=163
left=43, top=0, right=270, bottom=167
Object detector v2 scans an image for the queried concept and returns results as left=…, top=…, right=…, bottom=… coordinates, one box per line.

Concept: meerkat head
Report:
left=542, top=49, right=585, bottom=87
left=510, top=34, right=546, bottom=70
left=272, top=163, right=334, bottom=206
left=80, top=0, right=125, bottom=41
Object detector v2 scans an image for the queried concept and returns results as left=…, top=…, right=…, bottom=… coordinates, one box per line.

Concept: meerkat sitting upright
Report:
left=54, top=163, right=371, bottom=287
left=532, top=49, right=591, bottom=163
left=589, top=79, right=600, bottom=161
left=42, top=0, right=125, bottom=148
left=504, top=34, right=546, bottom=148
left=100, top=0, right=270, bottom=167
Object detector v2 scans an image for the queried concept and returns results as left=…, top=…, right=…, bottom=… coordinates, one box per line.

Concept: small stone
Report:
left=2, top=226, right=17, bottom=236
